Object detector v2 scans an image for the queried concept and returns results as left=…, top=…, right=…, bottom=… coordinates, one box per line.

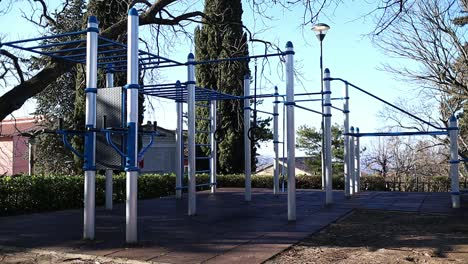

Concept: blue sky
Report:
left=0, top=0, right=424, bottom=156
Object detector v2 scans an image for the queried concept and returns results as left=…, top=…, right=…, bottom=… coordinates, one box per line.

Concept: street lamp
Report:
left=312, top=23, right=330, bottom=190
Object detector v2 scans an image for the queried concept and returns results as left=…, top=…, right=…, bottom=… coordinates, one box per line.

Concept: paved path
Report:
left=0, top=189, right=465, bottom=264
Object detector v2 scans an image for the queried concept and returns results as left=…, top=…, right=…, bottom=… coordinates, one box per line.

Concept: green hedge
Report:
left=0, top=174, right=453, bottom=216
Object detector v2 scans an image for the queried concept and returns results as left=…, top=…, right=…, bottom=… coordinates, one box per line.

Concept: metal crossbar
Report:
left=1, top=31, right=184, bottom=71
left=325, top=77, right=445, bottom=130
left=345, top=131, right=448, bottom=137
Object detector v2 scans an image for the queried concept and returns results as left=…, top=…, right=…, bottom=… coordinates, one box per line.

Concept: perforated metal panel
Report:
left=96, top=87, right=125, bottom=170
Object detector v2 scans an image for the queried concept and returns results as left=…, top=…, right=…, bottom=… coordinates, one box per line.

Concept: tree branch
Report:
left=0, top=49, right=25, bottom=83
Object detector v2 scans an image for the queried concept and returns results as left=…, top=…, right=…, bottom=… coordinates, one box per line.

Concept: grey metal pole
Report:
left=210, top=100, right=217, bottom=193
left=244, top=75, right=252, bottom=201
left=349, top=127, right=355, bottom=196
left=449, top=115, right=460, bottom=208
left=324, top=69, right=333, bottom=205
left=273, top=86, right=280, bottom=195
left=105, top=65, right=114, bottom=211
left=286, top=41, right=296, bottom=221
left=125, top=8, right=140, bottom=243
left=343, top=82, right=350, bottom=198
left=320, top=40, right=325, bottom=191
left=105, top=169, right=113, bottom=210
left=83, top=15, right=98, bottom=240
left=187, top=53, right=196, bottom=215
left=175, top=81, right=183, bottom=199
left=355, top=127, right=361, bottom=193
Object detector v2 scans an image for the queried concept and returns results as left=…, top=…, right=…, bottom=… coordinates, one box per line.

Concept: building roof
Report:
left=0, top=117, right=43, bottom=137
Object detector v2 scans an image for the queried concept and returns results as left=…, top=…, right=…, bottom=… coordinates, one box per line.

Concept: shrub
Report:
left=0, top=173, right=452, bottom=216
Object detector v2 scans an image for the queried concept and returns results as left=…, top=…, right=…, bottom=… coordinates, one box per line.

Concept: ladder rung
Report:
left=195, top=117, right=211, bottom=121
left=184, top=143, right=211, bottom=146
left=196, top=156, right=211, bottom=160
left=196, top=130, right=211, bottom=134
left=175, top=182, right=216, bottom=190
left=196, top=104, right=210, bottom=108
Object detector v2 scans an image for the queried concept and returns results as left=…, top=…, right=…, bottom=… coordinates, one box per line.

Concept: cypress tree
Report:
left=195, top=0, right=250, bottom=174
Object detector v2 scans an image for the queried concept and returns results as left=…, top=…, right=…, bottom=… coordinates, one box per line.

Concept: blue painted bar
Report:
left=2, top=30, right=86, bottom=46
left=24, top=39, right=86, bottom=50
left=5, top=43, right=83, bottom=62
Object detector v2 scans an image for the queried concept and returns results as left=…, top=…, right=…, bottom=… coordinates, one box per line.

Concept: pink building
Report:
left=0, top=117, right=40, bottom=176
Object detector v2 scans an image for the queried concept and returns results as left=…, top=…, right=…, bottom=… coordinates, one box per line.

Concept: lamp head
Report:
left=312, top=23, right=330, bottom=42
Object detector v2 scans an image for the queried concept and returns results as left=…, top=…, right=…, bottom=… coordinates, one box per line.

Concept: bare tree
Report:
left=0, top=0, right=417, bottom=122
left=374, top=0, right=467, bottom=172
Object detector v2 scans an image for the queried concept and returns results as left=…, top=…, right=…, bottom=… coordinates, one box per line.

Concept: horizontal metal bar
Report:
left=195, top=130, right=211, bottom=134
left=25, top=39, right=86, bottom=50
left=196, top=156, right=211, bottom=160
left=294, top=99, right=321, bottom=103
left=2, top=30, right=86, bottom=46
left=175, top=182, right=214, bottom=190
left=195, top=143, right=211, bottom=147
left=294, top=104, right=323, bottom=115
left=195, top=170, right=211, bottom=174
left=294, top=92, right=324, bottom=96
left=326, top=77, right=445, bottom=130
left=193, top=52, right=286, bottom=66
left=4, top=43, right=82, bottom=63
left=330, top=106, right=344, bottom=112
left=250, top=108, right=275, bottom=115
left=345, top=130, right=448, bottom=137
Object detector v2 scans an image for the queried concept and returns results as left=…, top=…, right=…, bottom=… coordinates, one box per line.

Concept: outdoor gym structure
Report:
left=1, top=8, right=461, bottom=244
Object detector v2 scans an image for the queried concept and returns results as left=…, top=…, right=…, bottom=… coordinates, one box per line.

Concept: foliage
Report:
left=194, top=0, right=252, bottom=174
left=32, top=0, right=86, bottom=175
left=33, top=0, right=144, bottom=173
left=296, top=123, right=345, bottom=173
left=0, top=173, right=459, bottom=215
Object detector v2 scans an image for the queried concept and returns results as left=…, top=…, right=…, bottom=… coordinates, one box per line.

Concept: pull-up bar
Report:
left=325, top=77, right=445, bottom=130
left=345, top=130, right=449, bottom=137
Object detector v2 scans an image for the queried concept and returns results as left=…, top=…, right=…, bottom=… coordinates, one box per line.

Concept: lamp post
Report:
left=312, top=23, right=330, bottom=190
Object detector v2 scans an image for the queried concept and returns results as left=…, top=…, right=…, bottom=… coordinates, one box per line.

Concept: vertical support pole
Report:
left=210, top=100, right=217, bottom=193
left=83, top=15, right=98, bottom=240
left=343, top=82, right=350, bottom=198
left=324, top=69, right=333, bottom=205
left=244, top=75, right=252, bottom=201
left=125, top=8, right=139, bottom=243
left=355, top=127, right=361, bottom=193
left=106, top=64, right=114, bottom=88
left=449, top=115, right=460, bottom=208
left=273, top=86, right=280, bottom=195
left=349, top=127, right=355, bottom=196
left=285, top=41, right=296, bottom=221
left=105, top=64, right=114, bottom=211
left=105, top=169, right=113, bottom=210
left=175, top=81, right=183, bottom=199
left=187, top=53, right=196, bottom=215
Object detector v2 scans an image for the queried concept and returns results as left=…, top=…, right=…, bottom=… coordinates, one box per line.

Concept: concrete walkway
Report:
left=0, top=189, right=465, bottom=264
